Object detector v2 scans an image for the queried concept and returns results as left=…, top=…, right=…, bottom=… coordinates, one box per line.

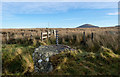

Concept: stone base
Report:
left=32, top=44, right=73, bottom=73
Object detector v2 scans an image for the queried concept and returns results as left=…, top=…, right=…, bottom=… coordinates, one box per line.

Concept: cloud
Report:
left=2, top=2, right=69, bottom=14
left=2, top=2, right=118, bottom=15
left=107, top=12, right=120, bottom=15
left=2, top=2, right=118, bottom=21
left=2, top=0, right=120, bottom=2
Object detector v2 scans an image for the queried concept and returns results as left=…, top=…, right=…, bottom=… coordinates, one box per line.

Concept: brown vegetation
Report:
left=1, top=27, right=120, bottom=75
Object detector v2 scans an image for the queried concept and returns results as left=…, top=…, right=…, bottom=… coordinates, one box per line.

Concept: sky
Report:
left=1, top=2, right=119, bottom=28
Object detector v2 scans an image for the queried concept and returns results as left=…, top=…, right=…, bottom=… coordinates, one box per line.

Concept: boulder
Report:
left=32, top=44, right=73, bottom=73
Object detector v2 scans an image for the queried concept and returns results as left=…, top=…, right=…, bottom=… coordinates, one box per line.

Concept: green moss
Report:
left=49, top=48, right=120, bottom=75
left=2, top=44, right=35, bottom=75
left=2, top=44, right=120, bottom=75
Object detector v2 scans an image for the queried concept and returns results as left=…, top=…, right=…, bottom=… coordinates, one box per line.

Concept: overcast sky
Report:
left=2, top=2, right=118, bottom=28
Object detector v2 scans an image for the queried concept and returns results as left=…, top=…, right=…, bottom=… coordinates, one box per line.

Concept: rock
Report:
left=46, top=58, right=49, bottom=62
left=38, top=59, right=42, bottom=63
left=32, top=44, right=74, bottom=73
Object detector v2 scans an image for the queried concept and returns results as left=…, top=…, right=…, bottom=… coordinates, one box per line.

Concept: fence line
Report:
left=1, top=30, right=57, bottom=43
left=82, top=31, right=94, bottom=44
left=41, top=30, right=59, bottom=45
left=2, top=30, right=95, bottom=45
left=41, top=30, right=56, bottom=41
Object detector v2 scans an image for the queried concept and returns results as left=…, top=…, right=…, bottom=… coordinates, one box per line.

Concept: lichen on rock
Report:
left=32, top=44, right=73, bottom=73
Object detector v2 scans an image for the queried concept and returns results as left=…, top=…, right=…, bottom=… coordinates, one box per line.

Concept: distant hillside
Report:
left=77, top=24, right=99, bottom=28
left=115, top=25, right=120, bottom=27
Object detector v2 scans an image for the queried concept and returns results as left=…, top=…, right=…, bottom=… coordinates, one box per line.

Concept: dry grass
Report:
left=56, top=28, right=119, bottom=55
left=2, top=44, right=35, bottom=75
left=49, top=46, right=120, bottom=75
left=1, top=27, right=118, bottom=43
left=1, top=27, right=120, bottom=75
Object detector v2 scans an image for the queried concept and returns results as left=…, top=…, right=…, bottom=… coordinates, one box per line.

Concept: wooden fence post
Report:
left=47, top=30, right=49, bottom=39
left=12, top=33, right=15, bottom=39
left=41, top=32, right=43, bottom=41
left=22, top=33, right=24, bottom=38
left=56, top=30, right=58, bottom=45
left=15, top=33, right=18, bottom=39
left=30, top=33, right=33, bottom=39
left=91, top=32, right=94, bottom=41
left=7, top=32, right=9, bottom=43
left=53, top=30, right=56, bottom=37
left=83, top=31, right=85, bottom=43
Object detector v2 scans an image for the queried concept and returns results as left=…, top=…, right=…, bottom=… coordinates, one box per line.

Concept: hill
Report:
left=77, top=24, right=99, bottom=28
left=115, top=25, right=120, bottom=27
